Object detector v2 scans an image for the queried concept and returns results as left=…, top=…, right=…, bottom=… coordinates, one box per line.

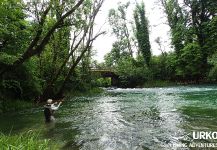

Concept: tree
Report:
left=0, top=0, right=31, bottom=62
left=155, top=37, right=166, bottom=56
left=160, top=0, right=186, bottom=55
left=134, top=2, right=151, bottom=66
left=54, top=0, right=105, bottom=98
left=108, top=2, right=134, bottom=58
left=176, top=43, right=203, bottom=81
left=184, top=0, right=217, bottom=69
left=0, top=0, right=106, bottom=102
left=116, top=56, right=151, bottom=87
left=0, top=0, right=41, bottom=100
left=0, top=0, right=85, bottom=75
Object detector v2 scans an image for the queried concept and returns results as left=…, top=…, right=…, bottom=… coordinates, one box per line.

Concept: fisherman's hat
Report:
left=47, top=99, right=53, bottom=104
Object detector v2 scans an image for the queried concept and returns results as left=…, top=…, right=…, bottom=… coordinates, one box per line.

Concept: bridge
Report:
left=90, top=69, right=119, bottom=86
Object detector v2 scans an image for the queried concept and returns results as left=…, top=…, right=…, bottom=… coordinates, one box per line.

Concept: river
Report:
left=1, top=85, right=217, bottom=149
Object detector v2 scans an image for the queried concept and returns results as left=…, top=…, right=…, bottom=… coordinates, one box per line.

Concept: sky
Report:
left=92, top=0, right=172, bottom=62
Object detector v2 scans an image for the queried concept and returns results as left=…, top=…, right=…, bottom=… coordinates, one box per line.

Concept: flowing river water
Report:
left=1, top=86, right=217, bottom=149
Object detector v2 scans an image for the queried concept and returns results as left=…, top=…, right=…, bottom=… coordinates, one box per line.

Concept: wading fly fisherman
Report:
left=44, top=99, right=62, bottom=123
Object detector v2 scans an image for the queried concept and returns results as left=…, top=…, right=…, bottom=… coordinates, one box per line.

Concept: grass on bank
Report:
left=0, top=99, right=33, bottom=114
left=0, top=130, right=58, bottom=150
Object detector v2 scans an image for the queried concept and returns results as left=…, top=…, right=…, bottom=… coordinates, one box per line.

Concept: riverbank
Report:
left=0, top=130, right=58, bottom=149
left=2, top=81, right=216, bottom=114
left=142, top=80, right=177, bottom=88
left=0, top=87, right=105, bottom=114
left=142, top=80, right=217, bottom=88
left=0, top=99, right=33, bottom=114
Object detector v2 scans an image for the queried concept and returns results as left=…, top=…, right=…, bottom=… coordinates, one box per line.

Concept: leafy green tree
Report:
left=0, top=0, right=105, bottom=102
left=108, top=2, right=134, bottom=57
left=203, top=16, right=217, bottom=57
left=55, top=0, right=105, bottom=98
left=160, top=0, right=186, bottom=55
left=183, top=0, right=217, bottom=70
left=104, top=52, right=114, bottom=68
left=176, top=43, right=203, bottom=81
left=116, top=56, right=151, bottom=87
left=104, top=41, right=129, bottom=67
left=0, top=0, right=41, bottom=100
left=208, top=51, right=217, bottom=81
left=164, top=52, right=177, bottom=80
left=0, top=0, right=30, bottom=61
left=134, top=2, right=151, bottom=66
left=0, top=0, right=85, bottom=75
left=160, top=0, right=217, bottom=81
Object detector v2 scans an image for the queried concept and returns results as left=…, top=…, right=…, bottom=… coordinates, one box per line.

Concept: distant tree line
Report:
left=104, top=0, right=217, bottom=87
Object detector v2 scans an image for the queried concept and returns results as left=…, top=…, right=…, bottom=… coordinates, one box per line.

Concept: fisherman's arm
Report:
left=51, top=102, right=62, bottom=110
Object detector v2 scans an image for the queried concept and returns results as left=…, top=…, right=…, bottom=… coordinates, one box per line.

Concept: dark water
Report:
left=1, top=86, right=217, bottom=149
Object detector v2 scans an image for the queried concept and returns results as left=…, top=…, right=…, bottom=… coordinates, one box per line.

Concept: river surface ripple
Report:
left=1, top=86, right=217, bottom=150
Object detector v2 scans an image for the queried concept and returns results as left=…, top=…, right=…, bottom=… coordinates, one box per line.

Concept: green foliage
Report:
left=104, top=41, right=128, bottom=67
left=0, top=0, right=30, bottom=55
left=0, top=52, right=19, bottom=65
left=108, top=2, right=130, bottom=39
left=0, top=100, right=33, bottom=114
left=0, top=59, right=42, bottom=100
left=204, top=16, right=217, bottom=56
left=39, top=26, right=70, bottom=91
left=164, top=52, right=177, bottom=80
left=108, top=2, right=133, bottom=58
left=176, top=43, right=203, bottom=80
left=21, top=61, right=42, bottom=99
left=160, top=0, right=217, bottom=81
left=143, top=80, right=177, bottom=88
left=96, top=78, right=111, bottom=87
left=208, top=65, right=217, bottom=81
left=0, top=80, right=22, bottom=98
left=0, top=0, right=41, bottom=101
left=134, top=2, right=151, bottom=66
left=148, top=53, right=177, bottom=81
left=0, top=0, right=107, bottom=111
left=104, top=52, right=114, bottom=67
left=1, top=0, right=217, bottom=106
left=105, top=0, right=217, bottom=86
left=0, top=130, right=57, bottom=150
left=116, top=56, right=151, bottom=87
left=208, top=51, right=217, bottom=80
left=165, top=0, right=186, bottom=54
left=150, top=55, right=167, bottom=80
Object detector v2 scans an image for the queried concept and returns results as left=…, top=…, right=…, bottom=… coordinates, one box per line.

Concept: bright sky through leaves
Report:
left=93, top=0, right=171, bottom=62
